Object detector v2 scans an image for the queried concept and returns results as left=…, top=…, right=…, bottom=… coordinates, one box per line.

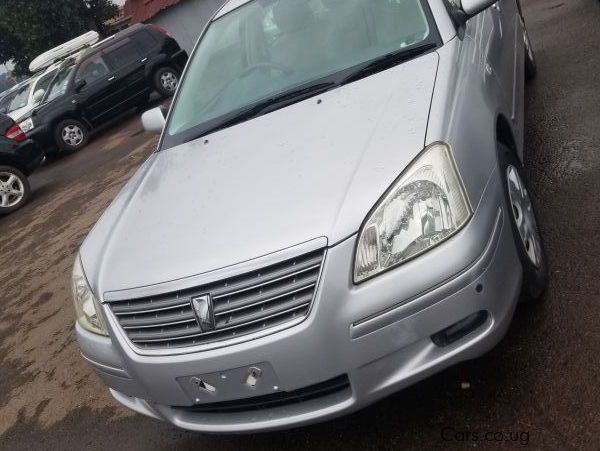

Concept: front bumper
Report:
left=76, top=169, right=523, bottom=433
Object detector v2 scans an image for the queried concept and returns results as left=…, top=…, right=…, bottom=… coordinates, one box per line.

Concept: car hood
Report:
left=82, top=52, right=440, bottom=295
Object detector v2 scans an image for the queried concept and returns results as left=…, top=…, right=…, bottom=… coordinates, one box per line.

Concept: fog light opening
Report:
left=431, top=311, right=489, bottom=347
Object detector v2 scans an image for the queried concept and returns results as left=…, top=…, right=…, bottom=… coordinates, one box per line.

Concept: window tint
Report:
left=0, top=93, right=16, bottom=113
left=104, top=39, right=142, bottom=70
left=33, top=71, right=56, bottom=101
left=46, top=65, right=75, bottom=102
left=75, top=54, right=110, bottom=87
left=131, top=30, right=158, bottom=53
left=7, top=82, right=33, bottom=112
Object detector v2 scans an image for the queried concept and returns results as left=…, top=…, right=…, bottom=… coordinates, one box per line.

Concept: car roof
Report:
left=79, top=23, right=147, bottom=60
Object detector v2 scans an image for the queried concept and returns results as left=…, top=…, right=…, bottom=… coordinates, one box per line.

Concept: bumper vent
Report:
left=109, top=249, right=325, bottom=350
left=176, top=375, right=350, bottom=413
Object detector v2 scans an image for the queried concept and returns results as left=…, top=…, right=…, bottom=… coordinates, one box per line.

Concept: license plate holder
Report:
left=177, top=362, right=282, bottom=404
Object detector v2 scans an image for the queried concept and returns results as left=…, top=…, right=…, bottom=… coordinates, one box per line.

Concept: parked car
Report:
left=21, top=24, right=188, bottom=153
left=4, top=66, right=63, bottom=123
left=0, top=114, right=44, bottom=214
left=6, top=32, right=102, bottom=124
left=73, top=0, right=546, bottom=433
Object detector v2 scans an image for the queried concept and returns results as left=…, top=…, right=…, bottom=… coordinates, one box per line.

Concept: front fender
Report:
left=144, top=54, right=170, bottom=80
left=426, top=31, right=513, bottom=214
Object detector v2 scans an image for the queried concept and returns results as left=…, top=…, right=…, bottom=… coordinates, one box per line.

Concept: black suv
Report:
left=24, top=24, right=188, bottom=153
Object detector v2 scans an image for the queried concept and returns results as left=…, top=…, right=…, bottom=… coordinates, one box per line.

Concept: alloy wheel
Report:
left=506, top=165, right=543, bottom=268
left=62, top=125, right=84, bottom=147
left=0, top=171, right=25, bottom=208
left=160, top=71, right=178, bottom=92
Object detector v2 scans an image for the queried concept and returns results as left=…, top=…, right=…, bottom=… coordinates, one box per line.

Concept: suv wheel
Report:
left=55, top=119, right=89, bottom=153
left=0, top=165, right=31, bottom=215
left=154, top=67, right=179, bottom=97
left=498, top=144, right=547, bottom=301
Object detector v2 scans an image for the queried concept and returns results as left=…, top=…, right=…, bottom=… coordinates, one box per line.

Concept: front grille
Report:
left=176, top=375, right=350, bottom=413
left=109, top=249, right=325, bottom=350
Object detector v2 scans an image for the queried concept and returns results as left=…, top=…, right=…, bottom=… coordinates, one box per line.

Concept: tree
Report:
left=0, top=0, right=118, bottom=76
left=81, top=0, right=120, bottom=36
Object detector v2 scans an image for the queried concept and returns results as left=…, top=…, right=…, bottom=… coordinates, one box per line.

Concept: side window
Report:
left=104, top=39, right=143, bottom=70
left=75, top=55, right=111, bottom=88
left=131, top=30, right=158, bottom=53
left=0, top=93, right=15, bottom=113
left=35, top=72, right=55, bottom=96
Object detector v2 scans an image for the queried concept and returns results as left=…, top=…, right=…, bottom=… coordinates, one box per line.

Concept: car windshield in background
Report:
left=35, top=71, right=57, bottom=101
left=45, top=65, right=75, bottom=103
left=7, top=81, right=33, bottom=112
left=164, top=0, right=435, bottom=147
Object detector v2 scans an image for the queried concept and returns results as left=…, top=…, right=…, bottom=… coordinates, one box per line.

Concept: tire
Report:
left=0, top=165, right=31, bottom=215
left=153, top=66, right=179, bottom=97
left=524, top=26, right=537, bottom=82
left=55, top=119, right=89, bottom=153
left=497, top=144, right=547, bottom=301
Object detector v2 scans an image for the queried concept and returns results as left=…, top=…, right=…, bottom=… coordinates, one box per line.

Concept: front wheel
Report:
left=0, top=166, right=31, bottom=215
left=55, top=119, right=89, bottom=153
left=499, top=145, right=547, bottom=301
left=153, top=67, right=179, bottom=97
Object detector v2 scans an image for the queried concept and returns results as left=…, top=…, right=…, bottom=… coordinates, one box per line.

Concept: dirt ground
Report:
left=0, top=0, right=599, bottom=449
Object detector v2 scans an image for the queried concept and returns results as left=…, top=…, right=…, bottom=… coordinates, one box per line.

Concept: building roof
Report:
left=123, top=0, right=183, bottom=24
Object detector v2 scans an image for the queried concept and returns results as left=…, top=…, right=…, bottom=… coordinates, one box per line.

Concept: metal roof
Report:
left=123, top=0, right=183, bottom=23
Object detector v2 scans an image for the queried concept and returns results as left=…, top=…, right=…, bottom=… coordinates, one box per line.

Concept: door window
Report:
left=75, top=55, right=111, bottom=88
left=131, top=30, right=158, bottom=53
left=104, top=39, right=143, bottom=70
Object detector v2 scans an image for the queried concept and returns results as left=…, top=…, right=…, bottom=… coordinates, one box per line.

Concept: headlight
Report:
left=354, top=143, right=472, bottom=283
left=72, top=256, right=108, bottom=335
left=18, top=118, right=34, bottom=133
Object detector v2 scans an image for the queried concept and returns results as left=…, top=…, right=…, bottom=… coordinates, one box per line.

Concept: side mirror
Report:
left=75, top=79, right=87, bottom=92
left=33, top=89, right=45, bottom=104
left=141, top=107, right=166, bottom=134
left=460, top=0, right=497, bottom=17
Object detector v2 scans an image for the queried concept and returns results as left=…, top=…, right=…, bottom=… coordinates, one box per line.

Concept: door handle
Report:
left=108, top=76, right=116, bottom=81
left=141, top=57, right=148, bottom=63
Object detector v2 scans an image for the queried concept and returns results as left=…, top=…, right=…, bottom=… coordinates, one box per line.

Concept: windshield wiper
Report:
left=188, top=81, right=337, bottom=141
left=341, top=42, right=437, bottom=85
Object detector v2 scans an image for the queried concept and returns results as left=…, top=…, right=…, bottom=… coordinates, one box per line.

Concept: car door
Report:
left=103, top=37, right=151, bottom=109
left=74, top=53, right=120, bottom=124
left=488, top=0, right=520, bottom=117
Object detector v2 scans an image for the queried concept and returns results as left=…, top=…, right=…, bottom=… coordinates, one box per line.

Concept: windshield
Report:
left=45, top=65, right=76, bottom=103
left=165, top=0, right=435, bottom=147
left=7, top=81, right=33, bottom=112
left=33, top=70, right=57, bottom=104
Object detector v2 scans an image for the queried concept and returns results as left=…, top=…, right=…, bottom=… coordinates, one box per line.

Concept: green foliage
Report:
left=0, top=0, right=118, bottom=76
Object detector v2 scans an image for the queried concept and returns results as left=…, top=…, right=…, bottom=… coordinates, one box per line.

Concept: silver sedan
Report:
left=73, top=0, right=546, bottom=433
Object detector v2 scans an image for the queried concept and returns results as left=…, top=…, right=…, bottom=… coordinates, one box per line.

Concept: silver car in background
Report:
left=73, top=0, right=546, bottom=433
